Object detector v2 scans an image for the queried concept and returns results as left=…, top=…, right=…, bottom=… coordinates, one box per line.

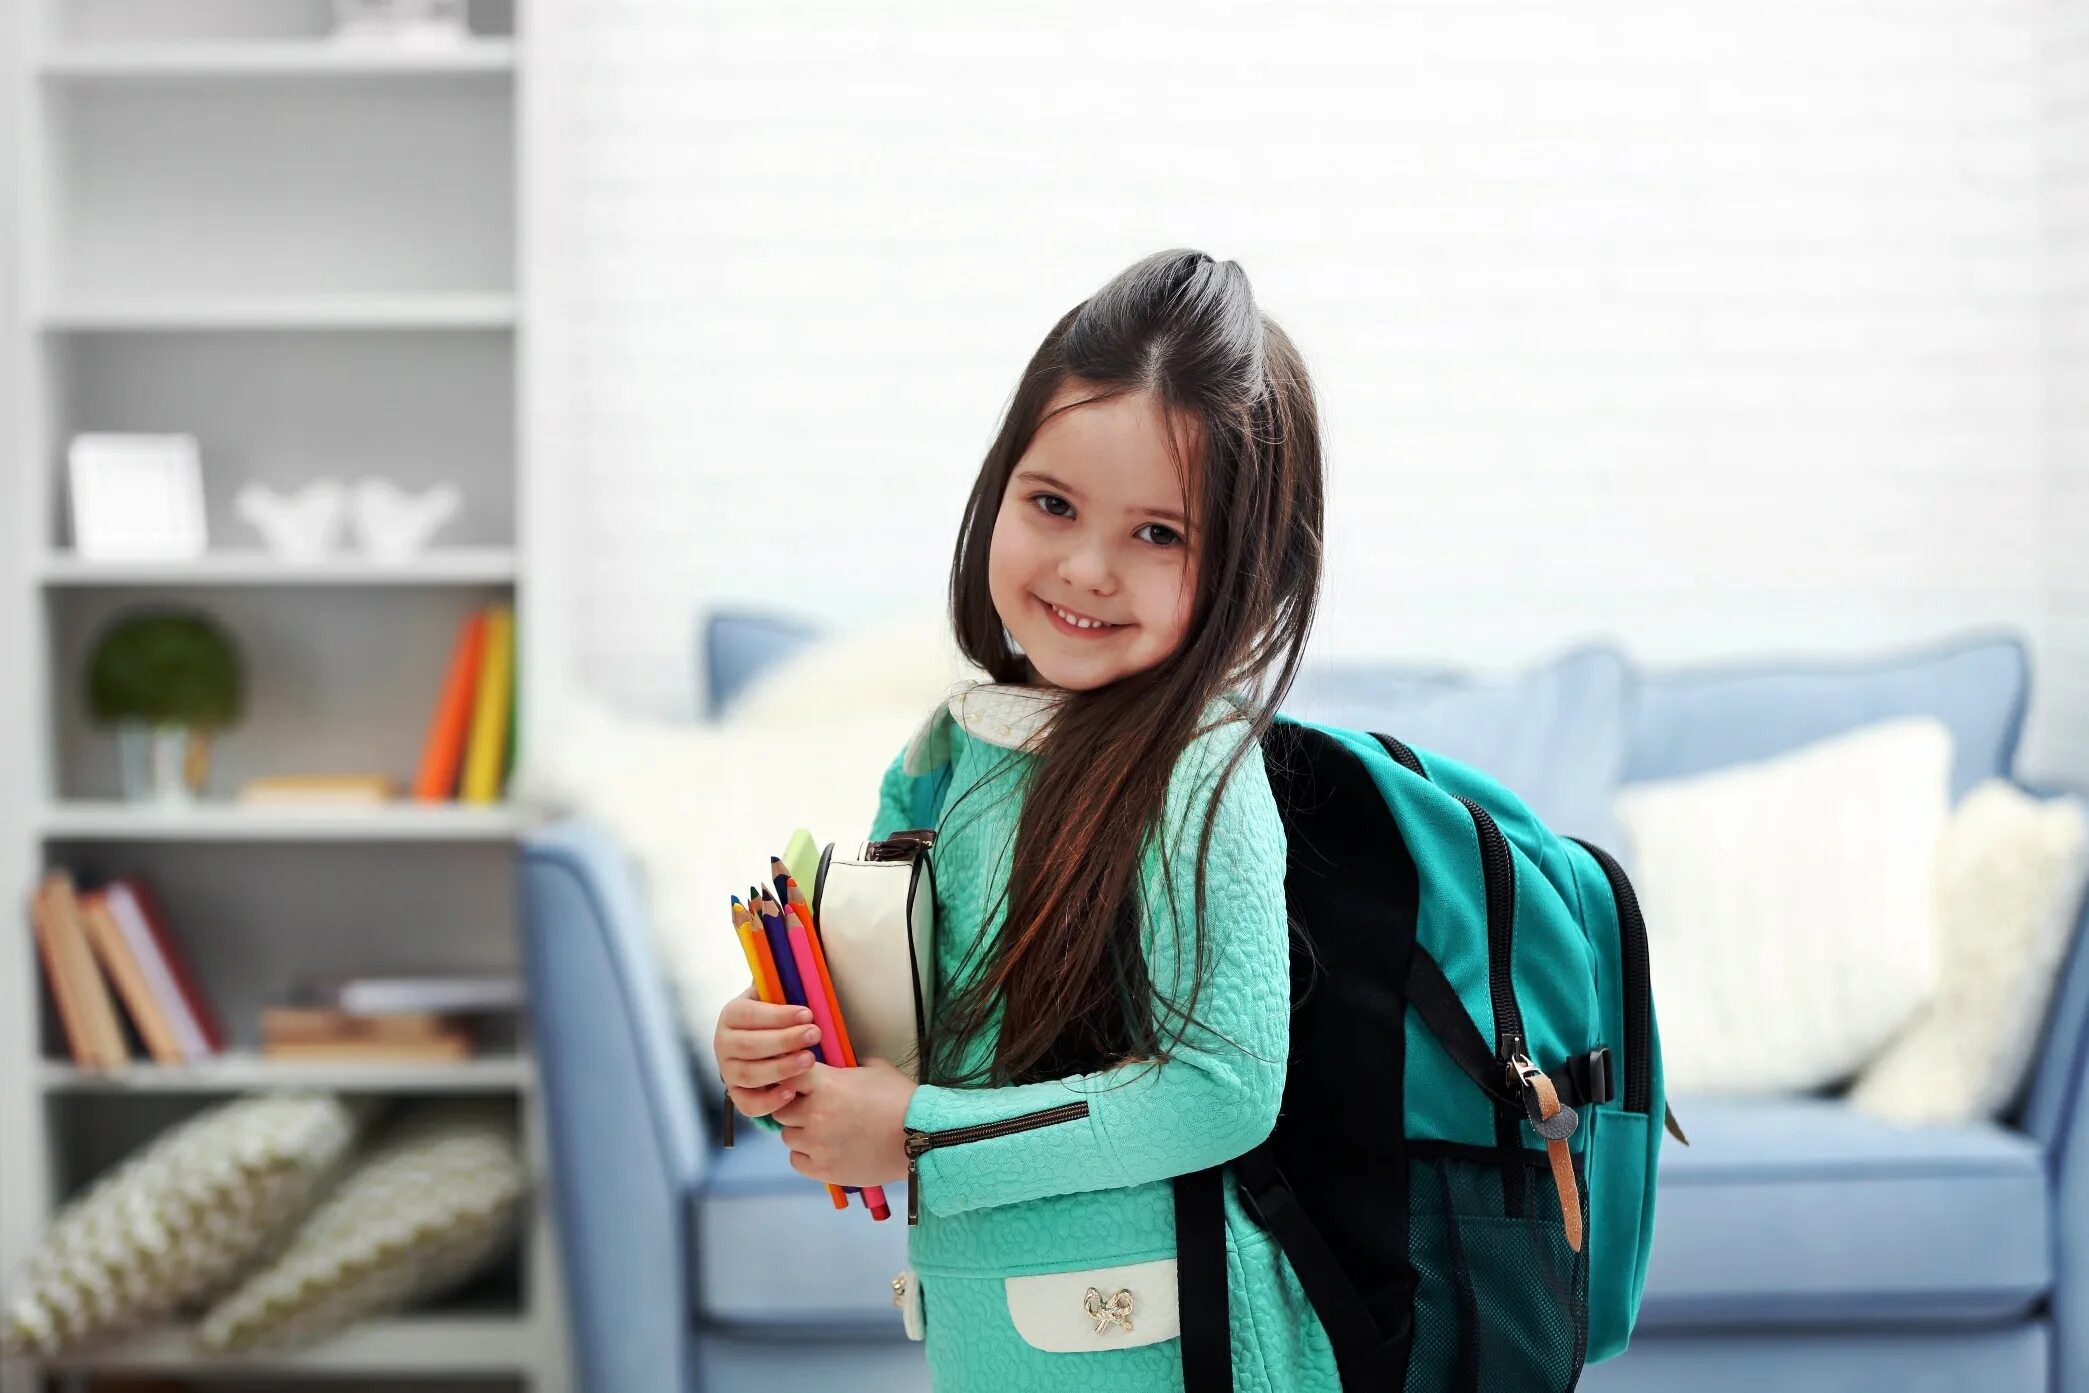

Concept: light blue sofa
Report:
left=521, top=622, right=2089, bottom=1393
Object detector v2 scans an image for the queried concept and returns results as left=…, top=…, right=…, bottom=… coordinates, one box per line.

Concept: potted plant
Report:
left=85, top=609, right=245, bottom=804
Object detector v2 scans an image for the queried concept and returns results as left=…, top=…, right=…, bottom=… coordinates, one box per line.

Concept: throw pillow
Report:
left=1611, top=716, right=1952, bottom=1095
left=722, top=602, right=988, bottom=730
left=1847, top=781, right=2089, bottom=1124
left=0, top=1093, right=360, bottom=1355
left=196, top=1104, right=526, bottom=1352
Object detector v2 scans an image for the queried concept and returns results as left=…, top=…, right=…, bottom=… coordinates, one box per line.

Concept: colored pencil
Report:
left=733, top=895, right=845, bottom=1211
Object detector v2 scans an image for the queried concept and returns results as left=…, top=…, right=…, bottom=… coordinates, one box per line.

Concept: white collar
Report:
left=900, top=679, right=1250, bottom=776
left=902, top=679, right=1066, bottom=775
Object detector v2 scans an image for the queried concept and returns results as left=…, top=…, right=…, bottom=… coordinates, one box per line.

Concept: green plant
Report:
left=85, top=609, right=245, bottom=728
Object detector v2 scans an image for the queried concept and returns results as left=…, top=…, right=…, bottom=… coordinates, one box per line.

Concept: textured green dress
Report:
left=870, top=680, right=1341, bottom=1392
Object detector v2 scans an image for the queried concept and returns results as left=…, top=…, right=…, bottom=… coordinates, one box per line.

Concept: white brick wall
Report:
left=2045, top=0, right=2089, bottom=783
left=550, top=0, right=2086, bottom=786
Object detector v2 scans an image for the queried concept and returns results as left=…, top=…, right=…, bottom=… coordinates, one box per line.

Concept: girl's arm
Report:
left=897, top=727, right=1289, bottom=1219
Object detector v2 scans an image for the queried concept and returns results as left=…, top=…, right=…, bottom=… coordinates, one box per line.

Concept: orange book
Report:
left=30, top=881, right=93, bottom=1065
left=414, top=609, right=490, bottom=801
left=78, top=890, right=183, bottom=1064
left=35, top=872, right=129, bottom=1068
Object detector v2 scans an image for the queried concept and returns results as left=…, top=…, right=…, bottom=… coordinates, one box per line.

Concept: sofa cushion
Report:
left=1281, top=642, right=1636, bottom=851
left=1639, top=1095, right=2049, bottom=1328
left=1624, top=631, right=2031, bottom=804
left=693, top=1130, right=912, bottom=1329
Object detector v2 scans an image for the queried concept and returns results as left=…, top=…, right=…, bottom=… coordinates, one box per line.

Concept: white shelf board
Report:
left=37, top=295, right=517, bottom=331
left=41, top=1313, right=532, bottom=1375
left=39, top=40, right=518, bottom=81
left=39, top=801, right=534, bottom=842
left=40, top=1053, right=533, bottom=1094
left=38, top=549, right=518, bottom=587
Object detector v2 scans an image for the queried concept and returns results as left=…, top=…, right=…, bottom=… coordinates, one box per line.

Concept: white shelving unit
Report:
left=1, top=3, right=568, bottom=1391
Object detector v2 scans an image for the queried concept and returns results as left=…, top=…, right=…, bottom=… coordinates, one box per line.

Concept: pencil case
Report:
left=811, top=829, right=937, bottom=1082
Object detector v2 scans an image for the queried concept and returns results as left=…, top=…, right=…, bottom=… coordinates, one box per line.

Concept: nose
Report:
left=1056, top=536, right=1117, bottom=595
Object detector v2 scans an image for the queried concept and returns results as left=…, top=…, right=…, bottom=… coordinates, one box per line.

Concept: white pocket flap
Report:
left=1004, top=1258, right=1180, bottom=1352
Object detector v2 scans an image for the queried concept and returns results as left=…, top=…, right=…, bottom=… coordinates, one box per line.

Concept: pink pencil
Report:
left=785, top=912, right=892, bottom=1221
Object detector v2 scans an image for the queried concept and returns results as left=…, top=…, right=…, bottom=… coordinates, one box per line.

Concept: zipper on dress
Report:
left=901, top=1100, right=1091, bottom=1225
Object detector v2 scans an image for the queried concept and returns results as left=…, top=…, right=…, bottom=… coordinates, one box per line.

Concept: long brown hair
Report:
left=933, top=249, right=1326, bottom=1087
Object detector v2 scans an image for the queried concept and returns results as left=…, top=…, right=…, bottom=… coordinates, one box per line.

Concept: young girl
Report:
left=713, top=248, right=1336, bottom=1390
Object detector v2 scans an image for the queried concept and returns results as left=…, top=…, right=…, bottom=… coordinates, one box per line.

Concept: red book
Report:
left=414, top=609, right=490, bottom=802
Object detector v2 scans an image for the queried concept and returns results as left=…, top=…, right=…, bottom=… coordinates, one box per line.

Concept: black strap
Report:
left=1406, top=947, right=1612, bottom=1109
left=1407, top=946, right=1514, bottom=1105
left=1175, top=1166, right=1232, bottom=1393
left=1233, top=1145, right=1403, bottom=1374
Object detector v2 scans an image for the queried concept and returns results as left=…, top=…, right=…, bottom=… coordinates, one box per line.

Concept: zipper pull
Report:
left=1508, top=1053, right=1582, bottom=1253
left=904, top=1130, right=925, bottom=1226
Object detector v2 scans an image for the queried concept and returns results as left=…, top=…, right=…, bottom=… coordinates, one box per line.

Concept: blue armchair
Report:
left=522, top=623, right=2089, bottom=1392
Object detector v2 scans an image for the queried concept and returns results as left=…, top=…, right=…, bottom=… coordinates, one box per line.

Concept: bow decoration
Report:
left=1083, top=1285, right=1135, bottom=1335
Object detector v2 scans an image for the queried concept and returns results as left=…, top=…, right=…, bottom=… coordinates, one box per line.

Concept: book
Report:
left=261, top=1006, right=458, bottom=1045
left=415, top=608, right=490, bottom=801
left=460, top=604, right=514, bottom=803
left=103, top=878, right=224, bottom=1057
left=237, top=774, right=397, bottom=806
left=262, top=1031, right=474, bottom=1063
left=31, top=872, right=129, bottom=1068
left=77, top=890, right=184, bottom=1064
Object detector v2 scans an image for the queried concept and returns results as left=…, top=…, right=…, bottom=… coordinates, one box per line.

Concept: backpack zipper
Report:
left=1570, top=838, right=1651, bottom=1117
left=1458, top=796, right=1525, bottom=1066
left=902, top=1100, right=1091, bottom=1225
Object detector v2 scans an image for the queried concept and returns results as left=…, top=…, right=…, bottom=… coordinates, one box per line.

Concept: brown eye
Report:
left=1137, top=523, right=1183, bottom=549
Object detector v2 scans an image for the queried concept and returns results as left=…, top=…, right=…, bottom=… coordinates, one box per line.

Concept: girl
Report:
left=714, top=248, right=1335, bottom=1390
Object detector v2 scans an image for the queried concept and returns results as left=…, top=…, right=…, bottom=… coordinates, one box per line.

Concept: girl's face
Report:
left=988, top=381, right=1201, bottom=692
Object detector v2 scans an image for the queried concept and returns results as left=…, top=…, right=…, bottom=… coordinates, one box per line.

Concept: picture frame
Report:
left=67, top=433, right=209, bottom=561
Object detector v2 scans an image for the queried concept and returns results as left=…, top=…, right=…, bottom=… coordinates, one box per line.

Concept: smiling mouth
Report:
left=1038, top=596, right=1128, bottom=634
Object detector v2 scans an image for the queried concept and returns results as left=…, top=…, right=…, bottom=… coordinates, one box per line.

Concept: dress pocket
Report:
left=1004, top=1257, right=1180, bottom=1352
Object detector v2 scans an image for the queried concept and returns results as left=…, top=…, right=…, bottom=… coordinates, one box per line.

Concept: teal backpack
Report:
left=1170, top=715, right=1680, bottom=1393
left=900, top=709, right=1677, bottom=1391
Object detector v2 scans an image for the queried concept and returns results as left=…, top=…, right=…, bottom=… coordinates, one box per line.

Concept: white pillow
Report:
left=515, top=604, right=985, bottom=1095
left=197, top=1105, right=526, bottom=1352
left=1612, top=716, right=1953, bottom=1096
left=0, top=1093, right=360, bottom=1355
left=1848, top=781, right=2089, bottom=1125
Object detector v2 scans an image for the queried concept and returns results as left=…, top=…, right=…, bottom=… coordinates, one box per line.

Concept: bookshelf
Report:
left=0, top=2, right=569, bottom=1391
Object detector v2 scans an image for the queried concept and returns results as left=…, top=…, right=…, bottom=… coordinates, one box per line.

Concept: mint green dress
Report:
left=868, top=682, right=1340, bottom=1392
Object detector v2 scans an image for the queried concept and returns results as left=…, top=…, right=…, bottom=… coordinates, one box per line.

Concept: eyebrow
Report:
left=1014, top=469, right=1188, bottom=527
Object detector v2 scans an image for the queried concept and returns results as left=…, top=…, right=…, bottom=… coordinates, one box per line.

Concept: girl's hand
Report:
left=714, top=984, right=821, bottom=1119
left=773, top=1057, right=917, bottom=1187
